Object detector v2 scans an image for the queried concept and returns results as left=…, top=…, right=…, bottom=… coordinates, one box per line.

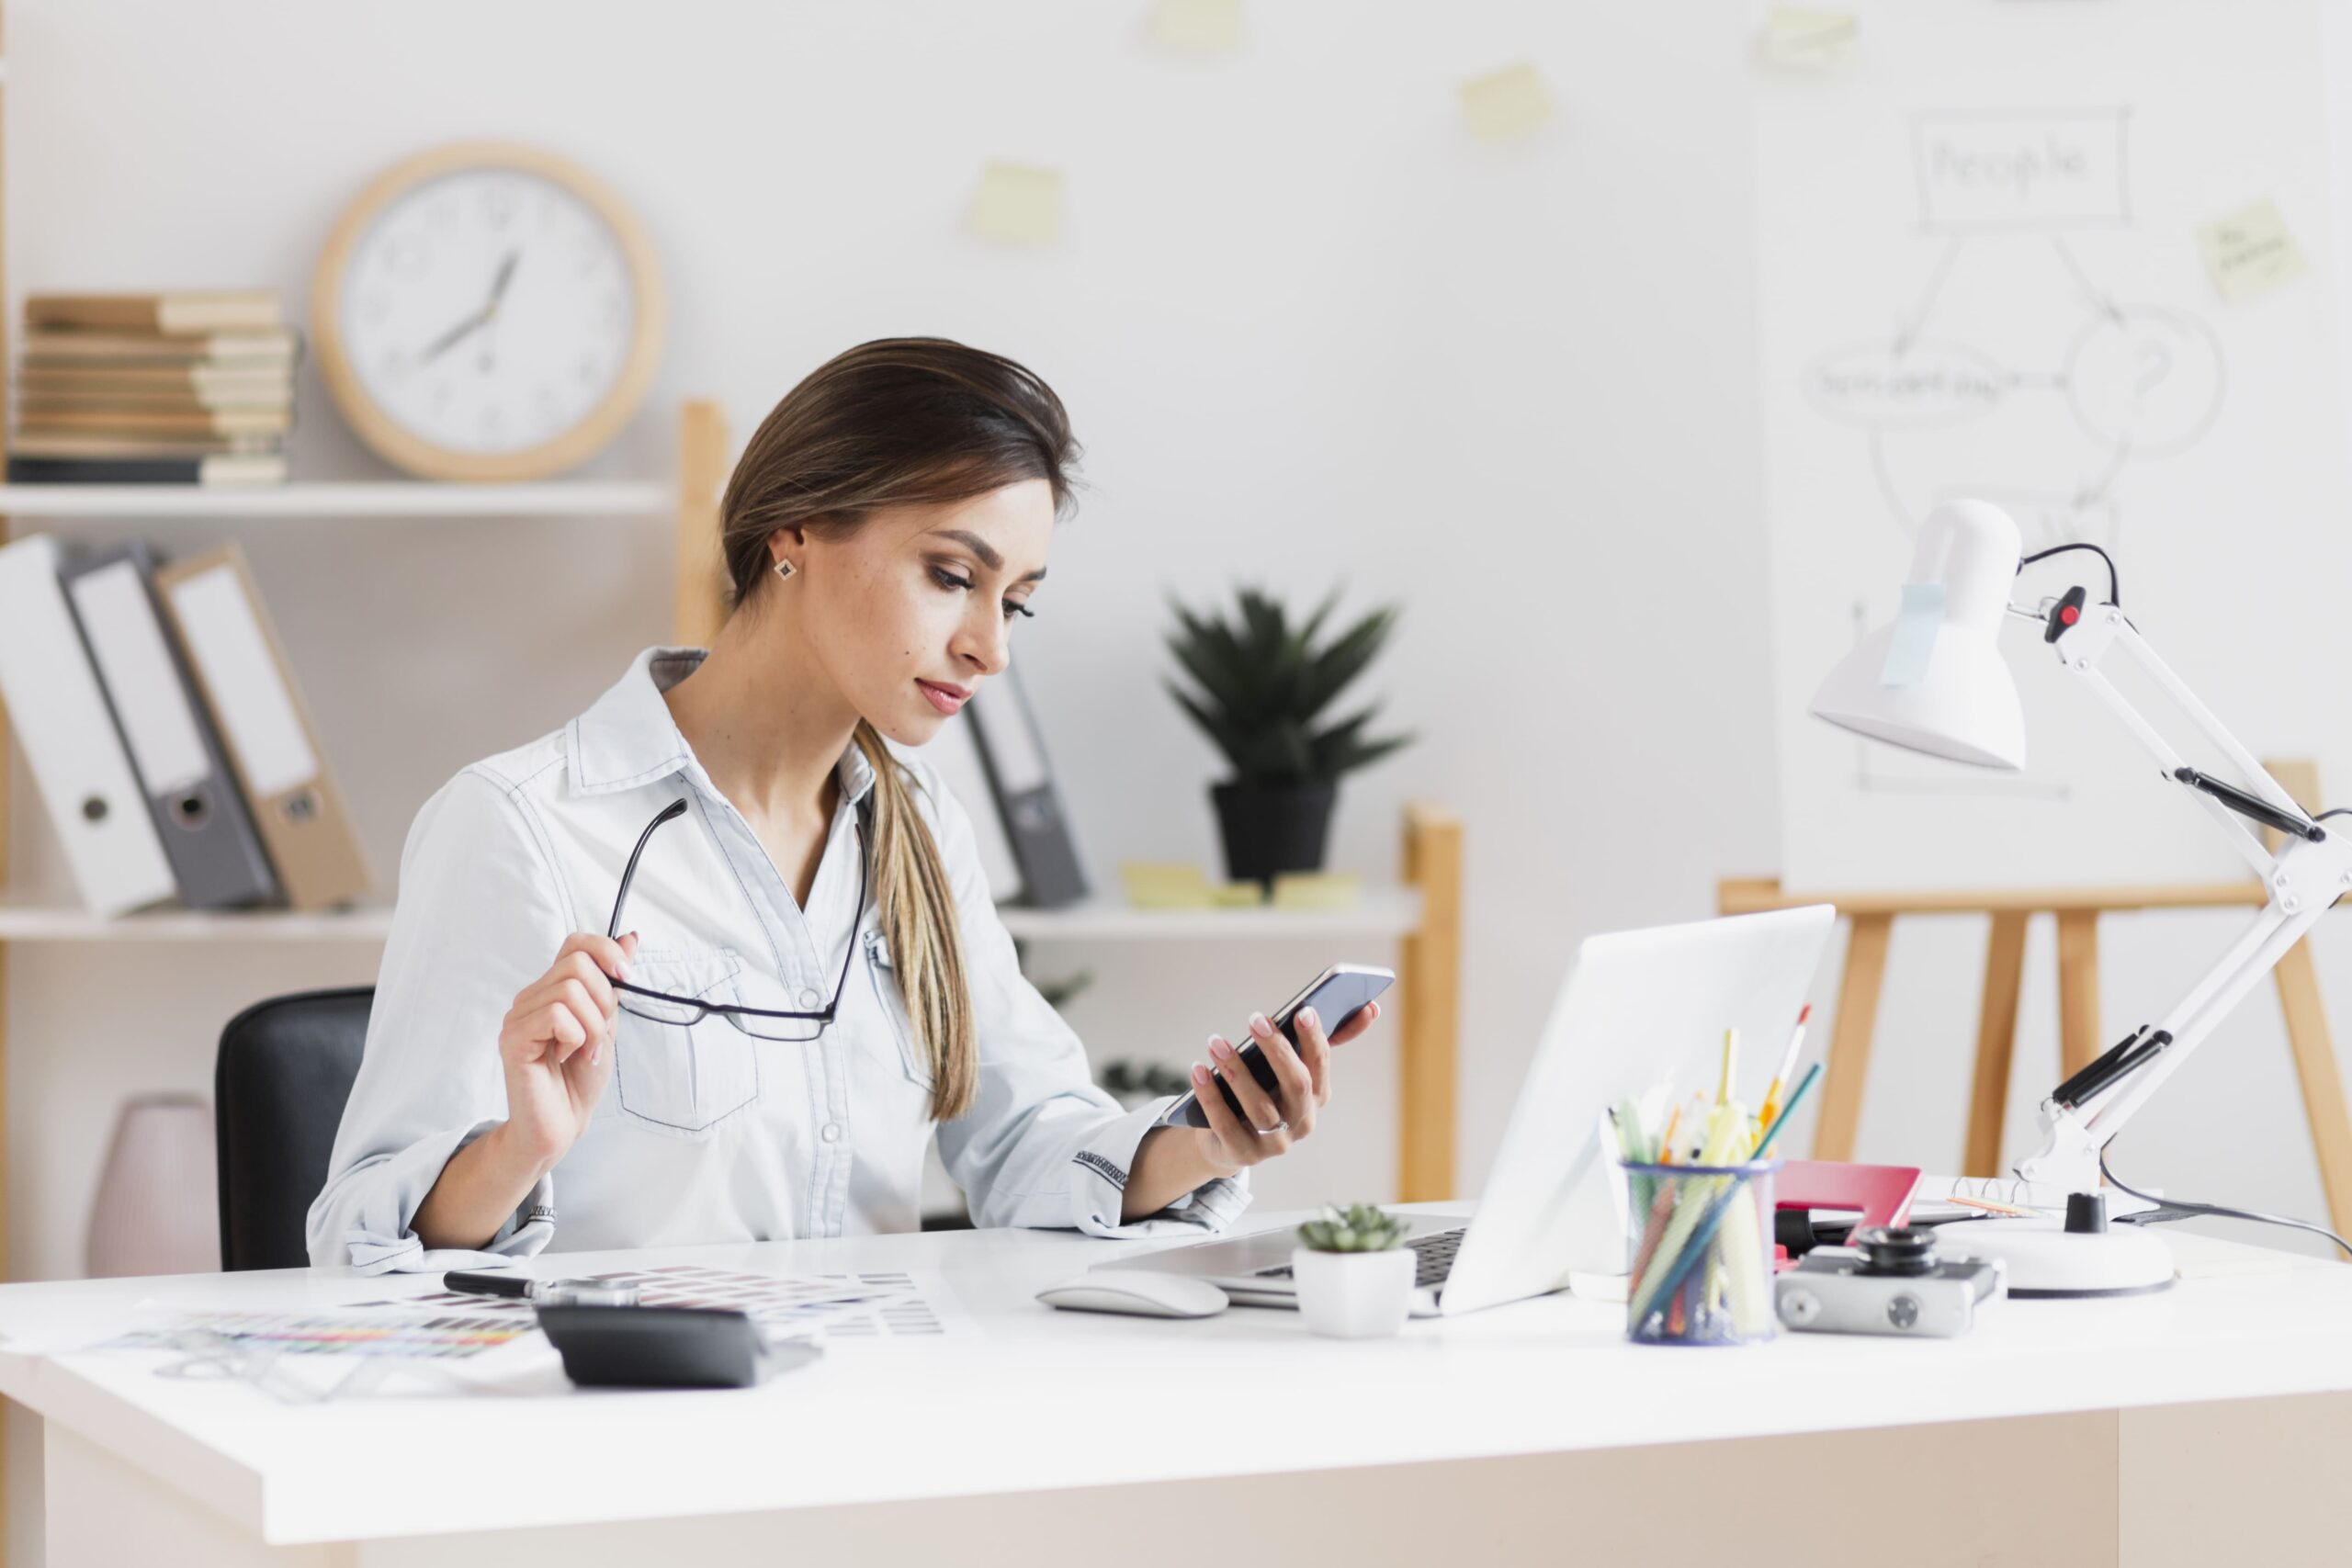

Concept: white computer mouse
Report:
left=1035, top=1271, right=1230, bottom=1319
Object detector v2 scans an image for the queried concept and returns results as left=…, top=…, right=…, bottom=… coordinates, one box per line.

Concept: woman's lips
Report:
left=917, top=680, right=967, bottom=716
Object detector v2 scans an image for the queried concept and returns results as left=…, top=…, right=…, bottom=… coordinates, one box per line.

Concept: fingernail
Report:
left=1210, top=1039, right=1235, bottom=1061
left=1300, top=1007, right=1319, bottom=1031
left=1191, top=1064, right=1209, bottom=1083
left=1250, top=1012, right=1272, bottom=1034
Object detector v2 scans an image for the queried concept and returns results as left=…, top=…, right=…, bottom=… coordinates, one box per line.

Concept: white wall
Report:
left=7, top=3, right=2352, bottom=1558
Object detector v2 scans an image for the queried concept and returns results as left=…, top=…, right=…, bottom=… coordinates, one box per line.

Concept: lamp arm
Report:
left=2003, top=602, right=2352, bottom=1191
left=2046, top=604, right=2301, bottom=880
left=2080, top=897, right=2326, bottom=1135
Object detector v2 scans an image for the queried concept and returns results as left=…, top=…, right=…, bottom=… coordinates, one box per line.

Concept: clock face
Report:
left=334, top=166, right=639, bottom=457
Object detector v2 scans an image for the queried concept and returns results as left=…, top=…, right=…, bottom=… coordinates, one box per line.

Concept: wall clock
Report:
left=311, top=142, right=665, bottom=481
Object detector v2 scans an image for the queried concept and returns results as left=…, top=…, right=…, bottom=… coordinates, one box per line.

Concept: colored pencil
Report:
left=1758, top=1004, right=1813, bottom=1128
left=1754, top=1061, right=1824, bottom=1156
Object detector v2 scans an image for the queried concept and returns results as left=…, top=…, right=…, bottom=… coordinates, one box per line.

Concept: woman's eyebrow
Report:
left=933, top=528, right=1047, bottom=584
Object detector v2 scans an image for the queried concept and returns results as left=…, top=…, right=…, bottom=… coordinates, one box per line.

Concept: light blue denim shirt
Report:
left=309, top=648, right=1248, bottom=1272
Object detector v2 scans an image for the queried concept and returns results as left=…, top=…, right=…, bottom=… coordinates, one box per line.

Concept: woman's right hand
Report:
left=497, top=931, right=639, bottom=1169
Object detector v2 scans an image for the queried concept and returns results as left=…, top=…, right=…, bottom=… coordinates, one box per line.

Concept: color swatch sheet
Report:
left=102, top=1307, right=531, bottom=1360
left=67, top=1268, right=972, bottom=1384
left=390, top=1266, right=970, bottom=1340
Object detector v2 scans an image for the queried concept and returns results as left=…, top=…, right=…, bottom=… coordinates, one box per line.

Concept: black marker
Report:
left=442, top=1270, right=639, bottom=1307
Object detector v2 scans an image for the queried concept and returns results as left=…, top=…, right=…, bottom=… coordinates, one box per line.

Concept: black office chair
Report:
left=213, top=987, right=372, bottom=1271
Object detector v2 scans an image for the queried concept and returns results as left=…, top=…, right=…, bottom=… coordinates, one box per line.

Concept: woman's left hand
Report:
left=1191, top=1001, right=1382, bottom=1172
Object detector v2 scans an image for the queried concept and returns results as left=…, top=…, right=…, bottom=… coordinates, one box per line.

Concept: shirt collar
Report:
left=566, top=646, right=877, bottom=807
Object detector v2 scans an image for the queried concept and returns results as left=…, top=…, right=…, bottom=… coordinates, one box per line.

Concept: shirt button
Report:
left=799, top=987, right=821, bottom=1008
left=820, top=1122, right=842, bottom=1143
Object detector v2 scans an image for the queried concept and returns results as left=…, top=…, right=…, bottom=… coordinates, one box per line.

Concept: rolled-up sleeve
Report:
left=305, top=766, right=569, bottom=1272
left=916, top=759, right=1250, bottom=1238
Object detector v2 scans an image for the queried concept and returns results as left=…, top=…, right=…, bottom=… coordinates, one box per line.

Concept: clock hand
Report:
left=485, top=250, right=519, bottom=314
left=418, top=307, right=489, bottom=366
left=420, top=251, right=522, bottom=365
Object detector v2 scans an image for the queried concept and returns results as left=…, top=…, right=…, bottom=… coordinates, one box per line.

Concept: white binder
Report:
left=912, top=712, right=1024, bottom=903
left=0, top=533, right=177, bottom=916
left=966, top=667, right=1087, bottom=908
left=62, top=544, right=278, bottom=909
left=153, top=545, right=371, bottom=911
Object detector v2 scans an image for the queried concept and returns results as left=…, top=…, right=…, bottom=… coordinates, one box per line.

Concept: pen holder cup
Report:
left=1618, top=1159, right=1781, bottom=1347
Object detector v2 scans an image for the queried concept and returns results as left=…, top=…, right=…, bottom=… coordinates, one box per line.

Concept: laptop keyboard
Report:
left=1254, top=1227, right=1465, bottom=1290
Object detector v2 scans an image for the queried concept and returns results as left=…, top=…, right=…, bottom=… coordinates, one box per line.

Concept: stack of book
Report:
left=10, top=291, right=297, bottom=486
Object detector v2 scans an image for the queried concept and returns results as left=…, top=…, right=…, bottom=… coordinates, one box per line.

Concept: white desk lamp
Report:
left=1811, top=499, right=2352, bottom=1296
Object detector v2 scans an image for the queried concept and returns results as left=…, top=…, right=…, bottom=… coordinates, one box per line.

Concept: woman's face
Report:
left=778, top=478, right=1056, bottom=745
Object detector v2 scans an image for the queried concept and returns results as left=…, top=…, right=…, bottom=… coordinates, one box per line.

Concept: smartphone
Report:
left=1160, top=963, right=1396, bottom=1130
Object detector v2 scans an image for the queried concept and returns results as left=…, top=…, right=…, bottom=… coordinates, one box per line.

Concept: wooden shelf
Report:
left=0, top=900, right=398, bottom=943
left=999, top=887, right=1421, bottom=942
left=0, top=886, right=1422, bottom=945
left=0, top=480, right=667, bottom=519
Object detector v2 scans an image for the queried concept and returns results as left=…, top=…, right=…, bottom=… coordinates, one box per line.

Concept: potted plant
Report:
left=1292, top=1202, right=1415, bottom=1338
left=1164, top=586, right=1413, bottom=886
left=1095, top=1058, right=1192, bottom=1112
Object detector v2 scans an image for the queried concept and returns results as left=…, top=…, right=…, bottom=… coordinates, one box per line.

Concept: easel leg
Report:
left=2274, top=941, right=2352, bottom=1245
left=2055, top=910, right=2101, bottom=1080
left=2253, top=758, right=2352, bottom=1247
left=1816, top=914, right=1892, bottom=1163
left=1965, top=911, right=2029, bottom=1179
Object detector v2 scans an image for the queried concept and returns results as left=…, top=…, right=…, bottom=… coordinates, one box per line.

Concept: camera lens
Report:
left=1852, top=1225, right=1937, bottom=1277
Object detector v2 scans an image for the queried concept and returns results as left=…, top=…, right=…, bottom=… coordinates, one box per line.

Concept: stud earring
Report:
left=774, top=558, right=797, bottom=582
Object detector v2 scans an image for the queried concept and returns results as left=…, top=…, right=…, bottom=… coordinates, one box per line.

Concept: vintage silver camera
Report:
left=1774, top=1225, right=2005, bottom=1337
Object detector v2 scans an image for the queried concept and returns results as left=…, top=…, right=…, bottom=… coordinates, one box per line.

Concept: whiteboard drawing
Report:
left=1804, top=108, right=2225, bottom=559
left=1755, top=1, right=2352, bottom=891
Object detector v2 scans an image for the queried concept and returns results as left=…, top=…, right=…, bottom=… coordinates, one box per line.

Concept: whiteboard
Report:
left=1758, top=0, right=2352, bottom=892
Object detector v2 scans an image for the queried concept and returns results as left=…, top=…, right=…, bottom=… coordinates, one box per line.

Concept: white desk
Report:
left=1, top=1209, right=2347, bottom=1568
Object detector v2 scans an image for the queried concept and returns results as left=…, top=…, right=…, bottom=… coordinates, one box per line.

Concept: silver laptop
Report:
left=1101, top=905, right=1836, bottom=1315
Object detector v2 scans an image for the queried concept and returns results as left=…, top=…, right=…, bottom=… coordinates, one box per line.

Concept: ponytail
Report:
left=852, top=720, right=976, bottom=1120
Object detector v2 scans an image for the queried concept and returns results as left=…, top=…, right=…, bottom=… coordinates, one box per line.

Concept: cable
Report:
left=2317, top=809, right=2352, bottom=824
left=2101, top=1145, right=2352, bottom=1260
left=2018, top=542, right=2121, bottom=606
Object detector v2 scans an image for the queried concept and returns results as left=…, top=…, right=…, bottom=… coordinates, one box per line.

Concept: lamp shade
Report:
left=1809, top=499, right=2027, bottom=770
left=85, top=1093, right=220, bottom=1278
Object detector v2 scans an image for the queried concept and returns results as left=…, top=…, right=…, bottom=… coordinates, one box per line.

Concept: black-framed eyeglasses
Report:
left=606, top=797, right=868, bottom=1042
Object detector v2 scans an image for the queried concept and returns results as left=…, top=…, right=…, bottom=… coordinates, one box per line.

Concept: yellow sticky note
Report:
left=970, top=163, right=1064, bottom=246
left=1758, top=8, right=1858, bottom=72
left=1271, top=872, right=1362, bottom=911
left=2199, top=198, right=2309, bottom=302
left=1151, top=0, right=1242, bottom=54
left=1122, top=862, right=1211, bottom=909
left=1459, top=62, right=1553, bottom=143
left=1209, top=881, right=1266, bottom=908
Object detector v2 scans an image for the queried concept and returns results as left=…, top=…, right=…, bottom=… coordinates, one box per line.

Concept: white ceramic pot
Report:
left=1291, top=1246, right=1415, bottom=1338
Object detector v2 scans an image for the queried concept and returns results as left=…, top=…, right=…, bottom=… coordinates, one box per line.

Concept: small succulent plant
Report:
left=1296, top=1202, right=1408, bottom=1253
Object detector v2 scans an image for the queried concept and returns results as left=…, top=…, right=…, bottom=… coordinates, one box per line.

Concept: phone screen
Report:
left=1162, top=964, right=1396, bottom=1130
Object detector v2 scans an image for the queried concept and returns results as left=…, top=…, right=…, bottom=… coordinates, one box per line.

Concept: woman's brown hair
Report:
left=718, top=337, right=1079, bottom=1120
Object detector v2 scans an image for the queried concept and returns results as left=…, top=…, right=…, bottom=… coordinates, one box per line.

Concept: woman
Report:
left=310, top=337, right=1379, bottom=1271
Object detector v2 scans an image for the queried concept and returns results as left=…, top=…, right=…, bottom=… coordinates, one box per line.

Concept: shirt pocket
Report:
left=612, top=947, right=759, bottom=1139
left=863, top=924, right=935, bottom=1090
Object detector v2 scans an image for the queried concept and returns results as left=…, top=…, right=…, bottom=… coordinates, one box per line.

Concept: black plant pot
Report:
left=1211, top=780, right=1338, bottom=887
